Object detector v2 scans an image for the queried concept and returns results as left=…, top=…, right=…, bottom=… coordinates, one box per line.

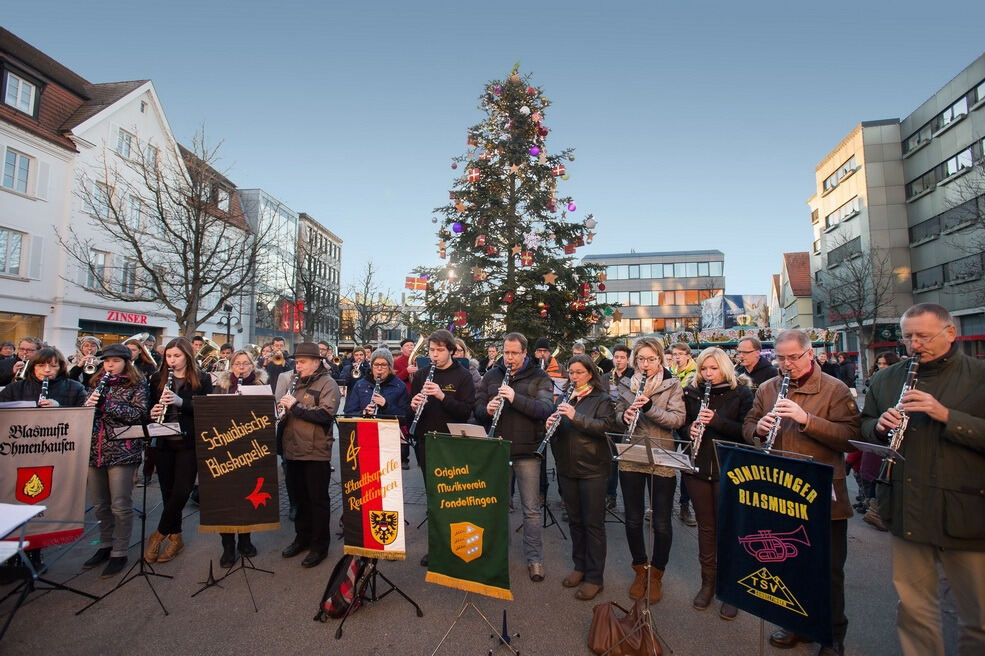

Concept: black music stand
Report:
left=77, top=421, right=181, bottom=616
left=192, top=553, right=273, bottom=612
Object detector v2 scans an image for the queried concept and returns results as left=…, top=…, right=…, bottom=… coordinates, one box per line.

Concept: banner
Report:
left=193, top=395, right=280, bottom=533
left=716, top=444, right=833, bottom=646
left=337, top=418, right=405, bottom=560
left=425, top=433, right=512, bottom=600
left=0, top=407, right=94, bottom=547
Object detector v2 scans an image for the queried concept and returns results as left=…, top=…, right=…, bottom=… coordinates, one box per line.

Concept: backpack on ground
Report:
left=314, top=554, right=371, bottom=622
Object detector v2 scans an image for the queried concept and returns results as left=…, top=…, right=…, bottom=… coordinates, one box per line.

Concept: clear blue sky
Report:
left=6, top=2, right=985, bottom=298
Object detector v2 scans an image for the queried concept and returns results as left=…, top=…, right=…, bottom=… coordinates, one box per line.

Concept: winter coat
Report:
left=742, top=364, right=860, bottom=521
left=88, top=375, right=148, bottom=467
left=550, top=388, right=618, bottom=479
left=736, top=356, right=779, bottom=389
left=148, top=370, right=214, bottom=450
left=213, top=369, right=269, bottom=394
left=861, top=347, right=985, bottom=551
left=613, top=369, right=686, bottom=477
left=275, top=369, right=339, bottom=461
left=682, top=380, right=754, bottom=480
left=407, top=363, right=475, bottom=439
left=344, top=371, right=411, bottom=421
left=0, top=376, right=86, bottom=408
left=474, top=357, right=554, bottom=457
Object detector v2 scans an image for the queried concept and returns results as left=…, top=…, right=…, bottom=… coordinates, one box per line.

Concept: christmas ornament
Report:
left=538, top=152, right=547, bottom=164
left=454, top=311, right=467, bottom=326
left=584, top=217, right=597, bottom=229
left=598, top=282, right=606, bottom=291
left=539, top=308, right=548, bottom=318
left=521, top=251, right=534, bottom=266
left=580, top=282, right=591, bottom=298
left=467, top=136, right=477, bottom=147
left=537, top=301, right=545, bottom=308
left=431, top=217, right=438, bottom=224
left=452, top=222, right=464, bottom=233
left=569, top=155, right=576, bottom=161
left=563, top=244, right=576, bottom=255
left=552, top=164, right=566, bottom=177
left=467, top=168, right=481, bottom=183
left=538, top=126, right=549, bottom=137
left=604, top=307, right=614, bottom=316
left=485, top=245, right=497, bottom=255
left=531, top=112, right=541, bottom=123
left=572, top=236, right=584, bottom=247
left=492, top=84, right=502, bottom=95
left=567, top=202, right=576, bottom=212
left=543, top=271, right=558, bottom=285
left=612, top=310, right=624, bottom=322
left=508, top=164, right=520, bottom=174
left=455, top=201, right=466, bottom=213
left=519, top=106, right=530, bottom=116
left=451, top=162, right=458, bottom=169
left=472, top=267, right=487, bottom=281
left=529, top=146, right=540, bottom=156
left=523, top=232, right=542, bottom=249
left=503, top=291, right=514, bottom=303
left=586, top=231, right=595, bottom=243
left=510, top=72, right=520, bottom=83
left=526, top=86, right=536, bottom=96
left=597, top=272, right=607, bottom=282
left=475, top=234, right=486, bottom=247
left=511, top=245, right=522, bottom=255
left=561, top=174, right=570, bottom=181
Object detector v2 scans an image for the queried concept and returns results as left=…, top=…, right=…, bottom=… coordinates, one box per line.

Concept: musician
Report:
left=817, top=352, right=840, bottom=378
left=317, top=341, right=340, bottom=379
left=734, top=336, right=778, bottom=389
left=218, top=343, right=233, bottom=369
left=0, top=337, right=42, bottom=386
left=613, top=338, right=685, bottom=604
left=393, top=338, right=415, bottom=393
left=478, top=344, right=499, bottom=375
left=475, top=333, right=553, bottom=582
left=212, top=349, right=269, bottom=567
left=682, top=347, right=753, bottom=619
left=0, top=341, right=13, bottom=358
left=861, top=303, right=985, bottom=656
left=590, top=346, right=613, bottom=374
left=547, top=354, right=617, bottom=600
left=68, top=336, right=101, bottom=384
left=343, top=348, right=410, bottom=420
left=341, top=347, right=367, bottom=391
left=125, top=339, right=158, bottom=378
left=275, top=342, right=340, bottom=568
left=82, top=344, right=148, bottom=579
left=146, top=337, right=214, bottom=565
left=605, top=344, right=634, bottom=509
left=143, top=335, right=159, bottom=364
left=532, top=337, right=561, bottom=378
left=742, top=329, right=859, bottom=656
left=191, top=335, right=205, bottom=355
left=264, top=337, right=293, bottom=388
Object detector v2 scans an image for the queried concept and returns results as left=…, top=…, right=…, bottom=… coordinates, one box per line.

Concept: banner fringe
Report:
left=344, top=546, right=406, bottom=561
left=198, top=522, right=281, bottom=534
left=425, top=572, right=513, bottom=600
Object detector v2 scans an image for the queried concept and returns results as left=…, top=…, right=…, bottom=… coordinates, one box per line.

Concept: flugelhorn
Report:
left=196, top=339, right=221, bottom=371
left=13, top=357, right=29, bottom=380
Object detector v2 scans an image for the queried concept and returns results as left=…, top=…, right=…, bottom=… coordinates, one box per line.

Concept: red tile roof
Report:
left=61, top=80, right=148, bottom=131
left=783, top=252, right=812, bottom=297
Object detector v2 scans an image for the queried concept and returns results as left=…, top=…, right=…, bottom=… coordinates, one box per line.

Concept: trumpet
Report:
left=83, top=356, right=102, bottom=375
left=271, top=349, right=286, bottom=366
left=37, top=377, right=49, bottom=405
left=624, top=373, right=650, bottom=439
left=536, top=385, right=576, bottom=456
left=877, top=357, right=920, bottom=485
left=156, top=368, right=174, bottom=424
left=487, top=368, right=513, bottom=437
left=690, top=381, right=712, bottom=471
left=763, top=371, right=792, bottom=452
left=409, top=363, right=436, bottom=435
left=13, top=357, right=29, bottom=380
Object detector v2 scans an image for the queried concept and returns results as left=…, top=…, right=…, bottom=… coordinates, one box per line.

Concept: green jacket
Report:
left=861, top=347, right=985, bottom=551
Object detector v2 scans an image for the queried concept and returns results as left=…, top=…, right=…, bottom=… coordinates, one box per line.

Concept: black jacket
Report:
left=736, top=356, right=778, bottom=389
left=682, top=382, right=754, bottom=480
left=550, top=388, right=618, bottom=479
left=820, top=360, right=841, bottom=378
left=341, top=360, right=368, bottom=390
left=0, top=355, right=23, bottom=387
left=407, top=362, right=475, bottom=439
left=0, top=376, right=86, bottom=407
left=474, top=357, right=553, bottom=457
left=148, top=370, right=213, bottom=449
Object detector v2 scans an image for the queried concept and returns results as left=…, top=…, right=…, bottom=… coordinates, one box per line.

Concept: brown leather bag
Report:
left=587, top=600, right=663, bottom=656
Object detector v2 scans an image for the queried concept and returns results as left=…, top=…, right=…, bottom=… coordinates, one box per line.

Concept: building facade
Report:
left=296, top=212, right=342, bottom=343
left=581, top=250, right=725, bottom=338
left=778, top=252, right=814, bottom=329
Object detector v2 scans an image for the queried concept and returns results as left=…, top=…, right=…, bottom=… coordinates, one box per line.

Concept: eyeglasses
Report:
left=735, top=350, right=756, bottom=355
left=774, top=349, right=810, bottom=363
left=901, top=326, right=950, bottom=346
left=372, top=362, right=390, bottom=368
left=635, top=356, right=659, bottom=364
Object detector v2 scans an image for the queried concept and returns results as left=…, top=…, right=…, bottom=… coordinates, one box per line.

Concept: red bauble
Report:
left=503, top=291, right=514, bottom=303
left=598, top=283, right=606, bottom=291
left=526, top=86, right=536, bottom=96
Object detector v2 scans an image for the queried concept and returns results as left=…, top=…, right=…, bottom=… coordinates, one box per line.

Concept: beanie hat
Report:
left=370, top=348, right=394, bottom=367
left=532, top=337, right=550, bottom=352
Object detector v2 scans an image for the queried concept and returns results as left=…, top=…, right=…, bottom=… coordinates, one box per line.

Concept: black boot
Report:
left=83, top=547, right=112, bottom=569
left=238, top=533, right=257, bottom=558
left=219, top=534, right=237, bottom=569
left=692, top=567, right=716, bottom=610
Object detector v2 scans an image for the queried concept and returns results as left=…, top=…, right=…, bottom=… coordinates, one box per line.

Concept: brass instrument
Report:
left=763, top=371, right=792, bottom=452
left=73, top=336, right=103, bottom=375
left=212, top=357, right=231, bottom=373
left=407, top=336, right=427, bottom=364
left=156, top=368, right=174, bottom=424
left=877, top=357, right=920, bottom=485
left=625, top=372, right=650, bottom=439
left=242, top=343, right=262, bottom=364
left=123, top=332, right=155, bottom=366
left=536, top=385, right=576, bottom=456
left=196, top=339, right=221, bottom=371
left=592, top=345, right=613, bottom=364
left=690, top=381, right=713, bottom=471
left=13, top=357, right=29, bottom=380
left=37, top=377, right=49, bottom=405
left=487, top=368, right=513, bottom=437
left=409, top=363, right=436, bottom=435
left=738, top=526, right=810, bottom=562
left=83, top=356, right=102, bottom=375
left=271, top=349, right=286, bottom=366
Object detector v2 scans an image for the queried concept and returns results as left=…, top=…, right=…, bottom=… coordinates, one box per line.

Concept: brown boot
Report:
left=692, top=567, right=716, bottom=609
left=646, top=567, right=664, bottom=604
left=863, top=499, right=887, bottom=531
left=144, top=531, right=165, bottom=564
left=629, top=564, right=647, bottom=600
left=157, top=533, right=184, bottom=563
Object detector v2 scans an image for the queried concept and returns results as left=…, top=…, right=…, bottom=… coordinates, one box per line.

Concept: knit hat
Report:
left=98, top=343, right=132, bottom=361
left=370, top=348, right=394, bottom=367
left=532, top=337, right=550, bottom=352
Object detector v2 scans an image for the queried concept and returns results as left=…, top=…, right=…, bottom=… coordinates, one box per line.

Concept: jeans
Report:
left=88, top=464, right=139, bottom=557
left=892, top=536, right=985, bottom=656
left=286, top=459, right=333, bottom=551
left=513, top=457, right=543, bottom=565
left=558, top=474, right=607, bottom=585
left=620, top=471, right=676, bottom=568
left=154, top=446, right=197, bottom=535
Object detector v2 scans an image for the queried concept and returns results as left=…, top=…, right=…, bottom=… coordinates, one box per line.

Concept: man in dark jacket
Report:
left=475, top=332, right=553, bottom=582
left=0, top=337, right=42, bottom=386
left=818, top=352, right=840, bottom=378
left=340, top=348, right=367, bottom=393
left=836, top=354, right=856, bottom=389
left=734, top=336, right=778, bottom=389
left=861, top=304, right=985, bottom=656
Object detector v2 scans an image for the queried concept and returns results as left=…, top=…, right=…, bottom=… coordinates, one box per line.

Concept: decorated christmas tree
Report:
left=410, top=65, right=613, bottom=350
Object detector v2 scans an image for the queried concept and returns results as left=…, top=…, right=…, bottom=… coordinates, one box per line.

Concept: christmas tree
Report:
left=411, top=66, right=613, bottom=350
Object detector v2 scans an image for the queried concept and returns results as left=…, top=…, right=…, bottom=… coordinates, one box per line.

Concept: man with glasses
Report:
left=0, top=337, right=42, bottom=385
left=861, top=303, right=985, bottom=656
left=743, top=329, right=860, bottom=656
left=734, top=336, right=778, bottom=389
left=475, top=333, right=554, bottom=582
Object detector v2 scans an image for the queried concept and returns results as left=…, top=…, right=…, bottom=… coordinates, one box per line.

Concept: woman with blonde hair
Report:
left=614, top=337, right=685, bottom=604
left=682, top=347, right=753, bottom=619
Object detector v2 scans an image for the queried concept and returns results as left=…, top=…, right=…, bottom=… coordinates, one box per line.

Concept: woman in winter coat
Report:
left=614, top=337, right=686, bottom=605
left=343, top=348, right=410, bottom=420
left=81, top=343, right=148, bottom=579
left=547, top=354, right=618, bottom=601
left=682, top=347, right=753, bottom=619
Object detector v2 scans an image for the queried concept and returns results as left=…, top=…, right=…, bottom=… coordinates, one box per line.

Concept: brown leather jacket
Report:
left=742, top=364, right=860, bottom=520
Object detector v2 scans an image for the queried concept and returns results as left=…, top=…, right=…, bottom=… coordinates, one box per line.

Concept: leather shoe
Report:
left=528, top=562, right=545, bottom=582
left=83, top=547, right=112, bottom=569
left=818, top=644, right=844, bottom=656
left=719, top=602, right=738, bottom=620
left=301, top=549, right=328, bottom=568
left=574, top=582, right=603, bottom=600
left=769, top=629, right=809, bottom=649
left=562, top=570, right=584, bottom=588
left=281, top=540, right=308, bottom=558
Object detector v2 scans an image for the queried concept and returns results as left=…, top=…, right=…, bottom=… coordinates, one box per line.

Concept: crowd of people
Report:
left=0, top=301, right=981, bottom=656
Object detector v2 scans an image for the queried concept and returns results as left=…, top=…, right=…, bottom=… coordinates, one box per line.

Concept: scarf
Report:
left=630, top=366, right=665, bottom=398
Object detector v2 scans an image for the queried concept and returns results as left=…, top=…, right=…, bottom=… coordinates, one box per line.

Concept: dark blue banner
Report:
left=716, top=444, right=833, bottom=646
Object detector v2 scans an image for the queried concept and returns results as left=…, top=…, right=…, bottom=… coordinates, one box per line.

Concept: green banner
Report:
left=424, top=432, right=512, bottom=600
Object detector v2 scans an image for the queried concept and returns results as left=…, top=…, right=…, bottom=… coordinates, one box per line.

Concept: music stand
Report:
left=430, top=592, right=518, bottom=656
left=77, top=421, right=182, bottom=616
left=191, top=553, right=273, bottom=612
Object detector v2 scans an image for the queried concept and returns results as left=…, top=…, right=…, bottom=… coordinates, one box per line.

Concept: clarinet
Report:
left=487, top=369, right=513, bottom=437
left=92, top=371, right=112, bottom=406
left=763, top=371, right=791, bottom=452
left=877, top=357, right=920, bottom=485
left=155, top=369, right=174, bottom=424
left=37, top=377, right=50, bottom=405
left=369, top=375, right=383, bottom=416
left=236, top=376, right=244, bottom=394
left=278, top=373, right=299, bottom=419
left=690, top=381, right=713, bottom=471
left=535, top=385, right=576, bottom=456
left=624, top=373, right=650, bottom=439
left=409, top=364, right=435, bottom=436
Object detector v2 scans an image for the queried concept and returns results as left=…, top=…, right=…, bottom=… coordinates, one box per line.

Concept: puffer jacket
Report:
left=613, top=370, right=686, bottom=477
left=474, top=357, right=554, bottom=457
left=344, top=370, right=410, bottom=421
left=88, top=375, right=148, bottom=467
left=275, top=369, right=340, bottom=461
left=861, top=347, right=985, bottom=550
left=682, top=380, right=754, bottom=481
left=550, top=388, right=618, bottom=479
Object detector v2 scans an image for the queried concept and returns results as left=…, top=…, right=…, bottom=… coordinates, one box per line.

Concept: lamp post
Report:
left=218, top=303, right=234, bottom=348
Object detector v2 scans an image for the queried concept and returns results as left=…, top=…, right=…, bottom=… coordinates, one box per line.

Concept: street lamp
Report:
left=217, top=303, right=234, bottom=347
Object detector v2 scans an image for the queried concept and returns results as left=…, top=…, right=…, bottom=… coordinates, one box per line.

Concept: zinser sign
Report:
left=106, top=310, right=148, bottom=324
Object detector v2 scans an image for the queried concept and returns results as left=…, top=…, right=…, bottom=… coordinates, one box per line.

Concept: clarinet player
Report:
left=861, top=304, right=985, bottom=656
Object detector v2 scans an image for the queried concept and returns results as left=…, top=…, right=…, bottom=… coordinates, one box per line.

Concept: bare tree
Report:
left=817, top=234, right=896, bottom=376
left=941, top=158, right=985, bottom=303
left=345, top=262, right=400, bottom=345
left=60, top=131, right=264, bottom=337
left=276, top=233, right=338, bottom=343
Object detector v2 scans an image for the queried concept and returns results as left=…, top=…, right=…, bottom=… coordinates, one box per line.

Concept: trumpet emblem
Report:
left=738, top=525, right=810, bottom=563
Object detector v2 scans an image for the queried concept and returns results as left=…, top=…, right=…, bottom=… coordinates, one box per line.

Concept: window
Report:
left=906, top=141, right=984, bottom=199
left=640, top=291, right=652, bottom=306
left=3, top=71, right=37, bottom=115
left=673, top=262, right=686, bottom=278
left=0, top=227, right=24, bottom=275
left=685, top=262, right=698, bottom=277
left=825, top=196, right=861, bottom=228
left=683, top=290, right=699, bottom=305
left=629, top=319, right=642, bottom=335
left=617, top=291, right=629, bottom=305
left=626, top=264, right=638, bottom=279
left=145, top=144, right=158, bottom=170
left=91, top=183, right=111, bottom=218
left=116, top=129, right=134, bottom=158
left=944, top=147, right=973, bottom=178
left=812, top=238, right=821, bottom=253
left=651, top=318, right=665, bottom=332
left=940, top=196, right=978, bottom=232
left=945, top=254, right=983, bottom=283
left=909, top=216, right=940, bottom=243
left=87, top=251, right=108, bottom=289
left=663, top=264, right=674, bottom=277
left=126, top=195, right=143, bottom=229
left=121, top=257, right=138, bottom=294
left=616, top=265, right=628, bottom=280
left=2, top=148, right=30, bottom=194
left=629, top=292, right=640, bottom=306
left=709, top=261, right=723, bottom=276
left=912, top=265, right=944, bottom=290
left=823, top=155, right=857, bottom=192
left=216, top=188, right=230, bottom=212
left=935, top=96, right=968, bottom=132
left=828, top=236, right=861, bottom=268
left=903, top=123, right=933, bottom=154
left=697, top=262, right=709, bottom=277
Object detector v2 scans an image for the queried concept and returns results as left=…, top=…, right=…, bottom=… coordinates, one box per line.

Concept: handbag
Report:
left=587, top=600, right=663, bottom=656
